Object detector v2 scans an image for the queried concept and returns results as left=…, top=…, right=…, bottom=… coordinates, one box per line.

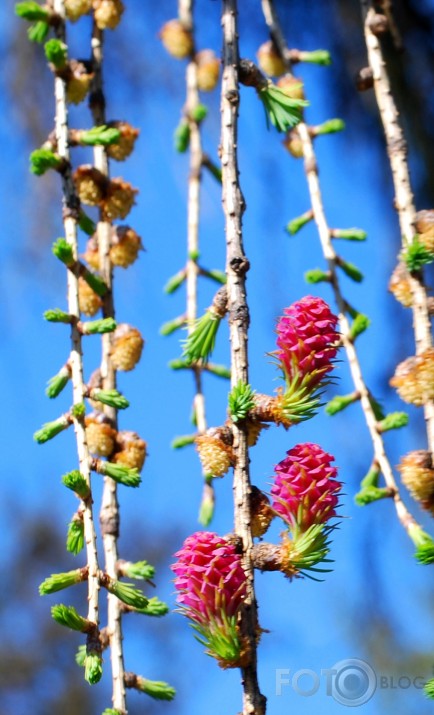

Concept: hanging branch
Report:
left=161, top=1, right=225, bottom=524
left=360, top=0, right=434, bottom=455
left=221, top=1, right=265, bottom=713
left=88, top=17, right=127, bottom=712
left=179, top=0, right=213, bottom=523
left=260, top=0, right=428, bottom=548
left=52, top=0, right=101, bottom=656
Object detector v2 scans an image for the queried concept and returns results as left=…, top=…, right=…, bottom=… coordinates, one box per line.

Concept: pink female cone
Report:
left=276, top=295, right=339, bottom=383
left=271, top=442, right=341, bottom=530
left=274, top=296, right=339, bottom=422
left=172, top=531, right=248, bottom=667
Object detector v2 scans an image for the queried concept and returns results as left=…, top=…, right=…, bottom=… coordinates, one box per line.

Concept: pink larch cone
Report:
left=172, top=531, right=249, bottom=667
left=276, top=295, right=339, bottom=389
left=271, top=443, right=341, bottom=530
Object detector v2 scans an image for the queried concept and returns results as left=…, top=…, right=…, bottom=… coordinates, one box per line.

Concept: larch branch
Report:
left=221, top=1, right=265, bottom=713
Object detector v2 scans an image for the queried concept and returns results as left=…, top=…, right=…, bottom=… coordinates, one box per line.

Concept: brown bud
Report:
left=106, top=121, right=140, bottom=161
left=86, top=368, right=103, bottom=411
left=110, top=324, right=144, bottom=371
left=65, top=0, right=92, bottom=21
left=195, top=427, right=235, bottom=478
left=398, top=450, right=434, bottom=515
left=82, top=236, right=100, bottom=270
left=73, top=165, right=107, bottom=206
left=250, top=487, right=274, bottom=538
left=195, top=50, right=220, bottom=92
left=78, top=277, right=102, bottom=316
left=93, top=0, right=124, bottom=30
left=249, top=393, right=292, bottom=428
left=66, top=60, right=94, bottom=105
left=415, top=210, right=434, bottom=235
left=283, top=131, right=304, bottom=159
left=355, top=66, right=374, bottom=92
left=368, top=12, right=389, bottom=35
left=390, top=348, right=434, bottom=405
left=277, top=74, right=305, bottom=100
left=246, top=420, right=268, bottom=447
left=257, top=40, right=286, bottom=77
left=159, top=19, right=193, bottom=59
left=85, top=413, right=117, bottom=457
left=110, top=226, right=143, bottom=268
left=102, top=178, right=138, bottom=221
left=418, top=233, right=434, bottom=254
left=389, top=262, right=413, bottom=307
left=113, top=431, right=147, bottom=471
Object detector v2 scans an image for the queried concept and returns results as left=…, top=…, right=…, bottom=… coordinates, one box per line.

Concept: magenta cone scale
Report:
left=276, top=295, right=339, bottom=386
left=271, top=443, right=341, bottom=529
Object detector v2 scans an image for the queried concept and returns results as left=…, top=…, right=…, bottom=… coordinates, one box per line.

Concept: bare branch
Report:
left=221, top=2, right=265, bottom=713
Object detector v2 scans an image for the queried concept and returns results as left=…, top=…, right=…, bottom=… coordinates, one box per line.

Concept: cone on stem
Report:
left=172, top=531, right=249, bottom=668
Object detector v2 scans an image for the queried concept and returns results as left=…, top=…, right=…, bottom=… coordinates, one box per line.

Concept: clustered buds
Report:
left=21, top=0, right=177, bottom=704
left=172, top=532, right=249, bottom=667
left=390, top=348, right=434, bottom=406
left=73, top=166, right=138, bottom=220
left=398, top=451, right=434, bottom=515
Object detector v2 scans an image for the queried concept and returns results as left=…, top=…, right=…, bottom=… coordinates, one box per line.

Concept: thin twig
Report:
left=179, top=0, right=207, bottom=436
left=53, top=0, right=100, bottom=628
left=221, top=2, right=265, bottom=713
left=89, top=21, right=126, bottom=713
left=361, top=0, right=434, bottom=455
left=261, top=0, right=419, bottom=537
left=178, top=0, right=214, bottom=516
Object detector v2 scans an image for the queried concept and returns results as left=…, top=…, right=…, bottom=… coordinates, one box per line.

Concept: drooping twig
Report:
left=261, top=0, right=420, bottom=538
left=178, top=0, right=213, bottom=519
left=89, top=19, right=126, bottom=712
left=361, top=0, right=434, bottom=455
left=221, top=2, right=265, bottom=713
left=53, top=0, right=100, bottom=633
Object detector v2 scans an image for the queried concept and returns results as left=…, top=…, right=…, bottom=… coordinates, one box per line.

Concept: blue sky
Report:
left=2, top=2, right=434, bottom=714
